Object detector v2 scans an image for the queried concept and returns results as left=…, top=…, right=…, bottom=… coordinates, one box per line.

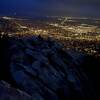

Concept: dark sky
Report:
left=0, top=0, right=100, bottom=18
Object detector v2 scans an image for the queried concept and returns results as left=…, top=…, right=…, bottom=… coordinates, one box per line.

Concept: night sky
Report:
left=0, top=0, right=100, bottom=18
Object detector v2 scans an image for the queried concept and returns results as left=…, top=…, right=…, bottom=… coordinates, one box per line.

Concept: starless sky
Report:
left=0, top=0, right=100, bottom=18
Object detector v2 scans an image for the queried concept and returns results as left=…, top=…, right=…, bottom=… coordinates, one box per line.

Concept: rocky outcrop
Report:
left=0, top=80, right=32, bottom=100
left=5, top=36, right=93, bottom=100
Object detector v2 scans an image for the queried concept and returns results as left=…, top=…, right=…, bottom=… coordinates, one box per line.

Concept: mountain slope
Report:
left=0, top=17, right=98, bottom=100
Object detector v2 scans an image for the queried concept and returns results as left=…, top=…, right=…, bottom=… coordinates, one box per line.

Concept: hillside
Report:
left=0, top=17, right=99, bottom=100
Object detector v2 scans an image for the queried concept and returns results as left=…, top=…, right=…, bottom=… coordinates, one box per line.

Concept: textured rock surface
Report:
left=0, top=80, right=32, bottom=100
left=6, top=36, right=93, bottom=100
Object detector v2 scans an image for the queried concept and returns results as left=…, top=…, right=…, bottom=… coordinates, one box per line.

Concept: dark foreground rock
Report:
left=0, top=35, right=98, bottom=100
left=0, top=80, right=32, bottom=100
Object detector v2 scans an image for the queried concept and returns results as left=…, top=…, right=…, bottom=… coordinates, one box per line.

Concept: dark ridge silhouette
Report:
left=0, top=34, right=99, bottom=99
left=81, top=55, right=99, bottom=98
left=0, top=34, right=20, bottom=88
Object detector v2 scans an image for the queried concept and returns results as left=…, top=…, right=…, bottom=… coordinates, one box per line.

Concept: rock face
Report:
left=0, top=80, right=32, bottom=100
left=5, top=36, right=93, bottom=100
